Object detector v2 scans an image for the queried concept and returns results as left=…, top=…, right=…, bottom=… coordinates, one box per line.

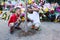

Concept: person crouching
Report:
left=8, top=7, right=21, bottom=34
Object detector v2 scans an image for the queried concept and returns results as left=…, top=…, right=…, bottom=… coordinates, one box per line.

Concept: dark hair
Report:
left=10, top=7, right=20, bottom=13
left=15, top=7, right=21, bottom=11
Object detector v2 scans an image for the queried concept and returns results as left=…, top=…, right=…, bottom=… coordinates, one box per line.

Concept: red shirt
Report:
left=8, top=13, right=19, bottom=26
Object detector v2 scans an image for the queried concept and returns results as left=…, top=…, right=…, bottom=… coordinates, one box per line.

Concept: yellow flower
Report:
left=28, top=0, right=32, bottom=4
left=44, top=8, right=49, bottom=12
left=1, top=2, right=4, bottom=5
left=0, top=10, right=2, bottom=14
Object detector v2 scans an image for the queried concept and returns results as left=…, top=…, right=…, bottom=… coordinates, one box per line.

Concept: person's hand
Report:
left=18, top=17, right=21, bottom=21
left=32, top=8, right=39, bottom=11
left=16, top=17, right=21, bottom=23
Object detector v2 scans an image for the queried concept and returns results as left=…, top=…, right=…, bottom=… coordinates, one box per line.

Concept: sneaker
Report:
left=10, top=30, right=14, bottom=34
left=35, top=27, right=40, bottom=31
left=10, top=26, right=14, bottom=34
left=15, top=27, right=21, bottom=30
left=31, top=25, right=35, bottom=29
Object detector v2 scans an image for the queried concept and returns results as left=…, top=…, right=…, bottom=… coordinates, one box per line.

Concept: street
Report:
left=0, top=20, right=60, bottom=40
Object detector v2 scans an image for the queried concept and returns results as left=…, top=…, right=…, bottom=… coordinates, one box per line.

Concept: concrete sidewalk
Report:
left=0, top=20, right=60, bottom=40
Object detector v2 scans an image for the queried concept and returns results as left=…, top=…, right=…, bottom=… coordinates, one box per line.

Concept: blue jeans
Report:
left=14, top=21, right=21, bottom=27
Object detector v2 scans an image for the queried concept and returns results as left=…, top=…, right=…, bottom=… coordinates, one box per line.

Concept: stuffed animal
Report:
left=20, top=13, right=33, bottom=22
left=20, top=14, right=25, bottom=22
left=21, top=17, right=25, bottom=21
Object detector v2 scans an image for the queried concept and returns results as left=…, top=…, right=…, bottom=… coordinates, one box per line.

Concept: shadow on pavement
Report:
left=12, top=29, right=41, bottom=38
